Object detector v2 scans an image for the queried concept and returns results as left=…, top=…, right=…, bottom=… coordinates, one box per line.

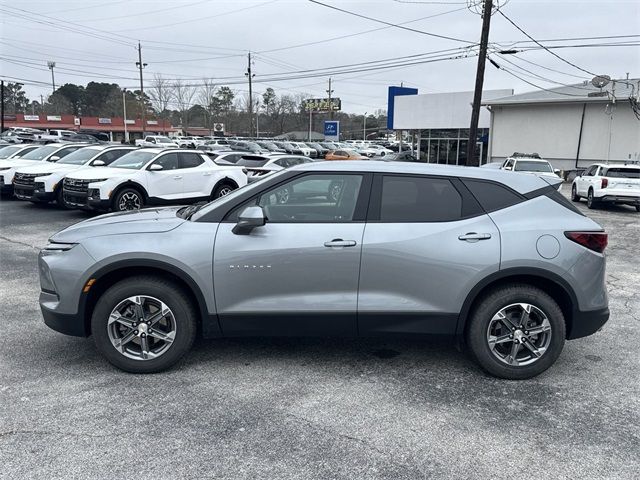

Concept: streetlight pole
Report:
left=122, top=89, right=129, bottom=143
left=136, top=42, right=147, bottom=137
left=363, top=112, right=367, bottom=141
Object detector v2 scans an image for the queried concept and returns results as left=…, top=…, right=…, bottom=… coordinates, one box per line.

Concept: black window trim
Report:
left=220, top=171, right=373, bottom=224
left=367, top=173, right=484, bottom=223
left=460, top=177, right=526, bottom=214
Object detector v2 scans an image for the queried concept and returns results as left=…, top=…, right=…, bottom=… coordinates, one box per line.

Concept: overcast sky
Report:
left=1, top=0, right=639, bottom=114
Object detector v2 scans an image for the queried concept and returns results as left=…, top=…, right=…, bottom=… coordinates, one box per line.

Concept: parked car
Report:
left=255, top=140, right=286, bottom=153
left=198, top=139, right=232, bottom=151
left=305, top=142, right=329, bottom=159
left=204, top=151, right=258, bottom=164
left=38, top=129, right=76, bottom=143
left=230, top=141, right=270, bottom=155
left=39, top=161, right=609, bottom=378
left=62, top=148, right=247, bottom=212
left=325, top=150, right=367, bottom=161
left=13, top=145, right=136, bottom=206
left=174, top=136, right=204, bottom=149
left=78, top=129, right=111, bottom=142
left=135, top=135, right=178, bottom=148
left=501, top=153, right=561, bottom=188
left=0, top=143, right=87, bottom=196
left=571, top=163, right=640, bottom=211
left=0, top=144, right=41, bottom=160
left=376, top=151, right=419, bottom=162
left=361, top=144, right=393, bottom=157
left=62, top=134, right=103, bottom=144
left=236, top=154, right=314, bottom=182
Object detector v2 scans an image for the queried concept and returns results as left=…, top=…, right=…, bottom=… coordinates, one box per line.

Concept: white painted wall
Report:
left=393, top=90, right=513, bottom=130
left=488, top=102, right=640, bottom=170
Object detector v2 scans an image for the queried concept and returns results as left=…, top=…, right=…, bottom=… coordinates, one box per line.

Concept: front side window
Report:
left=379, top=175, right=463, bottom=222
left=152, top=153, right=179, bottom=170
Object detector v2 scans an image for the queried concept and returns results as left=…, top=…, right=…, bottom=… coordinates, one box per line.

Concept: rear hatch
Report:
left=603, top=166, right=640, bottom=192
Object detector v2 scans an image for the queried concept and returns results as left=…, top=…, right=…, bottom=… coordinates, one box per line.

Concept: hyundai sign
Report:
left=324, top=121, right=339, bottom=141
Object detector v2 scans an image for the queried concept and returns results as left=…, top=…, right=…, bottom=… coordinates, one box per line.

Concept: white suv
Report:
left=62, top=148, right=248, bottom=212
left=571, top=163, right=640, bottom=211
left=13, top=145, right=136, bottom=206
left=501, top=154, right=560, bottom=188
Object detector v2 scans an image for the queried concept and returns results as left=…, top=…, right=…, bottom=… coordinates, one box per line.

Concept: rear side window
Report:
left=379, top=176, right=463, bottom=222
left=179, top=152, right=204, bottom=168
left=463, top=179, right=524, bottom=212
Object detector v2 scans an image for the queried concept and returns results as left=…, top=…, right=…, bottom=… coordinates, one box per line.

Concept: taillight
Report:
left=601, top=178, right=608, bottom=188
left=564, top=231, right=608, bottom=253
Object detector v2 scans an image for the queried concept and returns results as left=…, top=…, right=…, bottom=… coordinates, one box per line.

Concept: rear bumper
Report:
left=568, top=306, right=609, bottom=340
left=598, top=194, right=640, bottom=205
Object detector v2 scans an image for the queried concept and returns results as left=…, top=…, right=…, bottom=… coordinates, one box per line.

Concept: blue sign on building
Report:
left=387, top=86, right=418, bottom=130
left=324, top=120, right=340, bottom=140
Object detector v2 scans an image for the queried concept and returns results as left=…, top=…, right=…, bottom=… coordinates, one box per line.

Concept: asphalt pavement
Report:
left=0, top=190, right=638, bottom=480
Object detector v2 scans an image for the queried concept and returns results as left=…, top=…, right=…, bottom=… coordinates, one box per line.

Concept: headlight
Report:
left=36, top=173, right=53, bottom=177
left=0, top=167, right=10, bottom=171
left=42, top=242, right=77, bottom=254
left=88, top=178, right=108, bottom=184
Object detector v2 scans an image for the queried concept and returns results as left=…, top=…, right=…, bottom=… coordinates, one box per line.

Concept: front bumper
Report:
left=0, top=177, right=13, bottom=195
left=568, top=306, right=609, bottom=340
left=88, top=198, right=111, bottom=210
left=41, top=291, right=89, bottom=337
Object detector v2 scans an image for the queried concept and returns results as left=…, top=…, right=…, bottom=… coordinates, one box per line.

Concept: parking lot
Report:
left=0, top=189, right=638, bottom=480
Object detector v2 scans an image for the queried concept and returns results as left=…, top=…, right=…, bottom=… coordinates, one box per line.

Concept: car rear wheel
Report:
left=571, top=184, right=580, bottom=202
left=212, top=183, right=235, bottom=199
left=587, top=189, right=597, bottom=209
left=113, top=188, right=143, bottom=211
left=91, top=276, right=197, bottom=373
left=466, top=284, right=566, bottom=379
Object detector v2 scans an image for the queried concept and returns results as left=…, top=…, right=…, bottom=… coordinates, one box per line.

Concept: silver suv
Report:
left=39, top=161, right=609, bottom=379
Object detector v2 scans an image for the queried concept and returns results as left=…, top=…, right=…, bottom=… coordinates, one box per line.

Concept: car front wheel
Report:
left=466, top=285, right=566, bottom=379
left=113, top=188, right=144, bottom=211
left=91, top=276, right=197, bottom=373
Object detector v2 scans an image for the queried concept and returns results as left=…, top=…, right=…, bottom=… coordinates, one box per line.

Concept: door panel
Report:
left=146, top=153, right=182, bottom=199
left=178, top=152, right=209, bottom=198
left=213, top=223, right=364, bottom=336
left=358, top=215, right=500, bottom=335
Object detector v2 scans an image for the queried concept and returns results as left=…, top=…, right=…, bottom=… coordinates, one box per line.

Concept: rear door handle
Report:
left=203, top=172, right=212, bottom=176
left=324, top=239, right=357, bottom=248
left=458, top=232, right=492, bottom=242
left=173, top=175, right=183, bottom=180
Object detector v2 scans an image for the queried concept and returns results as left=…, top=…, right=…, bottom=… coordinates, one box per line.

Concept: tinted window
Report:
left=56, top=146, right=83, bottom=159
left=463, top=179, right=524, bottom=212
left=109, top=150, right=156, bottom=169
left=603, top=167, right=640, bottom=179
left=514, top=160, right=552, bottom=172
left=99, top=149, right=133, bottom=165
left=236, top=158, right=269, bottom=167
left=153, top=153, right=179, bottom=170
left=380, top=176, right=463, bottom=222
left=179, top=152, right=204, bottom=169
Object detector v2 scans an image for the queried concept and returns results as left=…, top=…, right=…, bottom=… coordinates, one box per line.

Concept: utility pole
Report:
left=466, top=0, right=493, bottom=167
left=245, top=52, right=255, bottom=137
left=47, top=61, right=56, bottom=93
left=122, top=88, right=129, bottom=143
left=327, top=77, right=334, bottom=120
left=136, top=42, right=147, bottom=136
left=1, top=80, right=4, bottom=134
left=363, top=112, right=367, bottom=140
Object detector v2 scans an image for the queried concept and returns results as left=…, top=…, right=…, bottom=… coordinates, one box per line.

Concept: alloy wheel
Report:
left=119, top=192, right=141, bottom=210
left=486, top=303, right=552, bottom=366
left=107, top=295, right=176, bottom=361
left=217, top=186, right=232, bottom=197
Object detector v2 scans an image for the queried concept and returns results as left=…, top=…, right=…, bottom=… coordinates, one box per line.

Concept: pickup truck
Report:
left=135, top=135, right=178, bottom=148
left=39, top=129, right=76, bottom=143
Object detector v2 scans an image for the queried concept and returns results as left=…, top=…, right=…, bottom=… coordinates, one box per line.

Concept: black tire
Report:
left=635, top=205, right=640, bottom=212
left=56, top=186, right=70, bottom=209
left=212, top=182, right=236, bottom=199
left=571, top=184, right=580, bottom=202
left=91, top=276, right=197, bottom=373
left=586, top=189, right=597, bottom=209
left=466, top=284, right=566, bottom=380
left=112, top=187, right=144, bottom=212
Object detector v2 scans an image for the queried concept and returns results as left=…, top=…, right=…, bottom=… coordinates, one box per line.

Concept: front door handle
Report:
left=324, top=239, right=357, bottom=248
left=458, top=232, right=492, bottom=242
left=173, top=175, right=183, bottom=180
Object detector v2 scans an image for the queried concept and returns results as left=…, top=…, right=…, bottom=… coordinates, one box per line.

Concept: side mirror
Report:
left=48, top=155, right=61, bottom=162
left=503, top=166, right=512, bottom=171
left=149, top=163, right=164, bottom=171
left=554, top=169, right=561, bottom=176
left=233, top=206, right=266, bottom=235
left=92, top=159, right=105, bottom=167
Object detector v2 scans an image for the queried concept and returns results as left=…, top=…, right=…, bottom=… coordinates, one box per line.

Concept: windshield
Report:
left=604, top=167, right=640, bottom=179
left=514, top=160, right=553, bottom=172
left=157, top=137, right=174, bottom=144
left=19, top=145, right=59, bottom=161
left=108, top=150, right=155, bottom=169
left=0, top=145, right=25, bottom=159
left=58, top=148, right=100, bottom=165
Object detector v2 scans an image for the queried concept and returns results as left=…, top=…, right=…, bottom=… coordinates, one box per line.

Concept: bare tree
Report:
left=171, top=79, right=198, bottom=132
left=148, top=74, right=173, bottom=133
left=198, top=78, right=217, bottom=135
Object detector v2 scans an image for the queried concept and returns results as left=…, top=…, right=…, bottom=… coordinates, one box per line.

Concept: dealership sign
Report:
left=24, top=115, right=39, bottom=121
left=125, top=119, right=135, bottom=125
left=47, top=115, right=62, bottom=121
left=147, top=120, right=158, bottom=125
left=98, top=118, right=111, bottom=124
left=303, top=98, right=341, bottom=113
left=324, top=121, right=340, bottom=141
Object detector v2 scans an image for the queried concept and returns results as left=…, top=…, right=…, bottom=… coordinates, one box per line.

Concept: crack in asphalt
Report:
left=0, top=235, right=41, bottom=251
left=0, top=429, right=113, bottom=440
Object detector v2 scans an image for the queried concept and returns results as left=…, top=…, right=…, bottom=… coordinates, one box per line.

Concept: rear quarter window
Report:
left=462, top=179, right=524, bottom=212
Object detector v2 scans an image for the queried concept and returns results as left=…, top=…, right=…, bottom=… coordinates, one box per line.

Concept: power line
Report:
left=307, top=0, right=475, bottom=44
left=497, top=9, right=598, bottom=77
left=63, top=0, right=210, bottom=23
